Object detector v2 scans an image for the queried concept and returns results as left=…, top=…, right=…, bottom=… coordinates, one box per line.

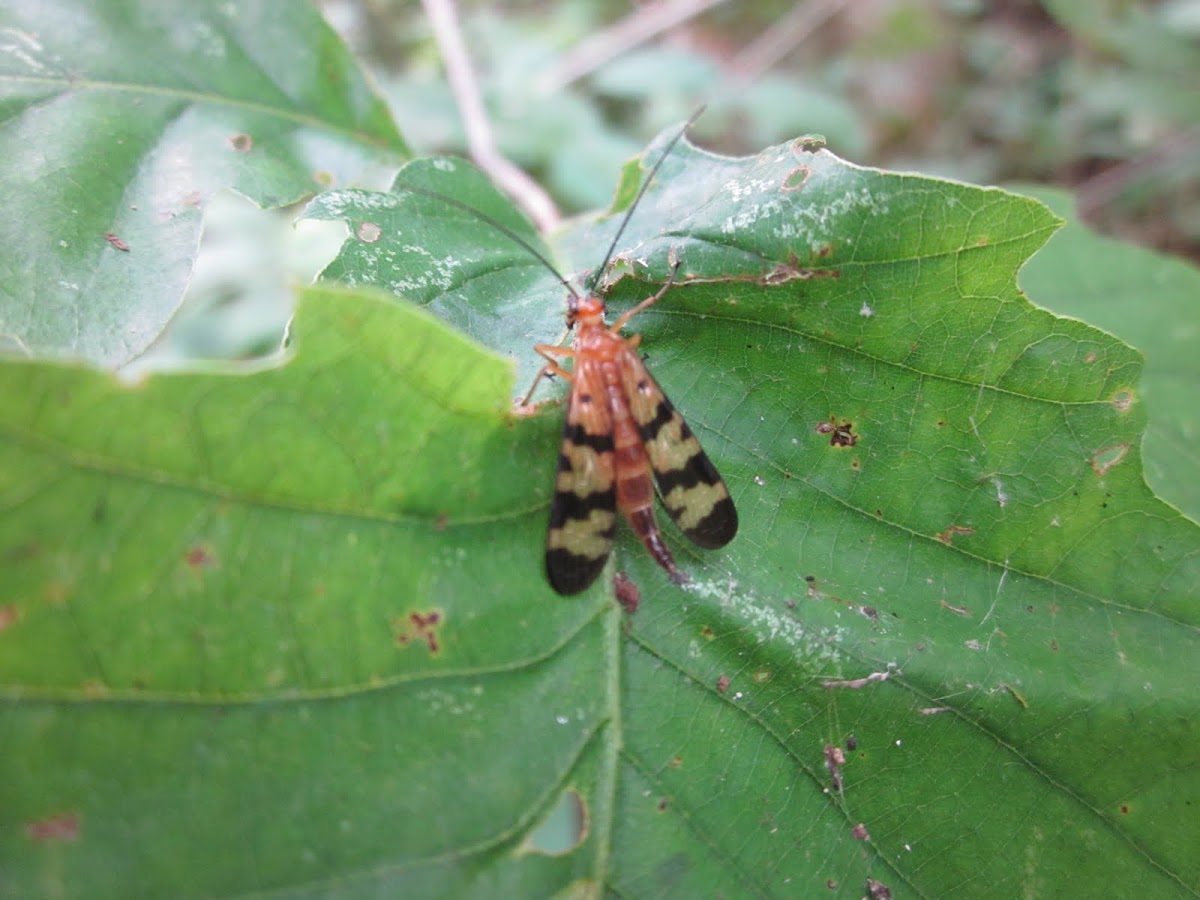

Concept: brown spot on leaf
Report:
left=0, top=604, right=21, bottom=631
left=313, top=170, right=334, bottom=188
left=411, top=611, right=439, bottom=629
left=678, top=250, right=838, bottom=288
left=700, top=625, right=715, bottom=640
left=716, top=674, right=730, bottom=694
left=867, top=878, right=893, bottom=899
left=1002, top=682, right=1029, bottom=708
left=657, top=798, right=669, bottom=813
left=4, top=540, right=41, bottom=563
left=1110, top=390, right=1134, bottom=412
left=846, top=735, right=858, bottom=751
left=816, top=418, right=858, bottom=447
left=104, top=233, right=129, bottom=251
left=228, top=133, right=252, bottom=152
left=26, top=811, right=80, bottom=842
left=759, top=261, right=818, bottom=285
left=1090, top=443, right=1129, bottom=476
left=392, top=609, right=444, bottom=654
left=824, top=744, right=846, bottom=791
left=613, top=572, right=640, bottom=613
left=668, top=755, right=683, bottom=769
left=935, top=525, right=974, bottom=545
left=851, top=822, right=870, bottom=841
left=940, top=599, right=970, bottom=616
left=185, top=545, right=216, bottom=568
left=822, top=671, right=890, bottom=690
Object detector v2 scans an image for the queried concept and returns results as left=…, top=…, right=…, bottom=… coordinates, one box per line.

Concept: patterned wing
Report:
left=618, top=350, right=738, bottom=548
left=545, top=359, right=618, bottom=595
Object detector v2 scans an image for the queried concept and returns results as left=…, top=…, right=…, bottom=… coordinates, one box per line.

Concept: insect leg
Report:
left=518, top=343, right=576, bottom=408
left=610, top=256, right=683, bottom=332
left=516, top=328, right=576, bottom=405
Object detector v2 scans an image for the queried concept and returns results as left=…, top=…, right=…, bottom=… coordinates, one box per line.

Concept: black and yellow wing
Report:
left=545, top=361, right=618, bottom=595
left=618, top=351, right=738, bottom=549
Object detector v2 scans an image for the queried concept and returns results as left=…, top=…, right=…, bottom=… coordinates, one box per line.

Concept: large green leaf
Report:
left=4, top=123, right=1198, bottom=898
left=1016, top=185, right=1200, bottom=523
left=0, top=0, right=405, bottom=367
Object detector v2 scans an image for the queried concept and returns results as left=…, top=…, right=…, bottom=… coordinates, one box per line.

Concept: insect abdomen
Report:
left=608, top=372, right=684, bottom=583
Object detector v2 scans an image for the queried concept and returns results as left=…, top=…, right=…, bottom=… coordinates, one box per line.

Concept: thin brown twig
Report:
left=535, top=0, right=730, bottom=95
left=726, top=0, right=849, bottom=88
left=421, top=0, right=559, bottom=231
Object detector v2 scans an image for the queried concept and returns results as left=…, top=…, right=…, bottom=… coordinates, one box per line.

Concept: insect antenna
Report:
left=584, top=107, right=705, bottom=295
left=388, top=180, right=582, bottom=304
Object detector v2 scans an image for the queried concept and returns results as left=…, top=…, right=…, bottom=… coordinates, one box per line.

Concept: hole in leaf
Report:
left=782, top=165, right=810, bottom=191
left=522, top=788, right=588, bottom=856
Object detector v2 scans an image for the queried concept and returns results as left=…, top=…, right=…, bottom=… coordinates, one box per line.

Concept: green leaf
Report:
left=1015, top=184, right=1200, bottom=523
left=4, top=131, right=1199, bottom=899
left=303, top=158, right=570, bottom=390
left=0, top=0, right=405, bottom=367
left=1, top=284, right=593, bottom=894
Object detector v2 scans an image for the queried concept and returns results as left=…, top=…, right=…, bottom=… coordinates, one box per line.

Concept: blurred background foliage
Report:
left=332, top=0, right=1200, bottom=254
left=155, top=0, right=1200, bottom=367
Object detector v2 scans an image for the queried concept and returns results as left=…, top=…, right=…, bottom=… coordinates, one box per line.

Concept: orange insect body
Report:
left=541, top=285, right=737, bottom=595
left=570, top=296, right=681, bottom=581
left=393, top=110, right=735, bottom=594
